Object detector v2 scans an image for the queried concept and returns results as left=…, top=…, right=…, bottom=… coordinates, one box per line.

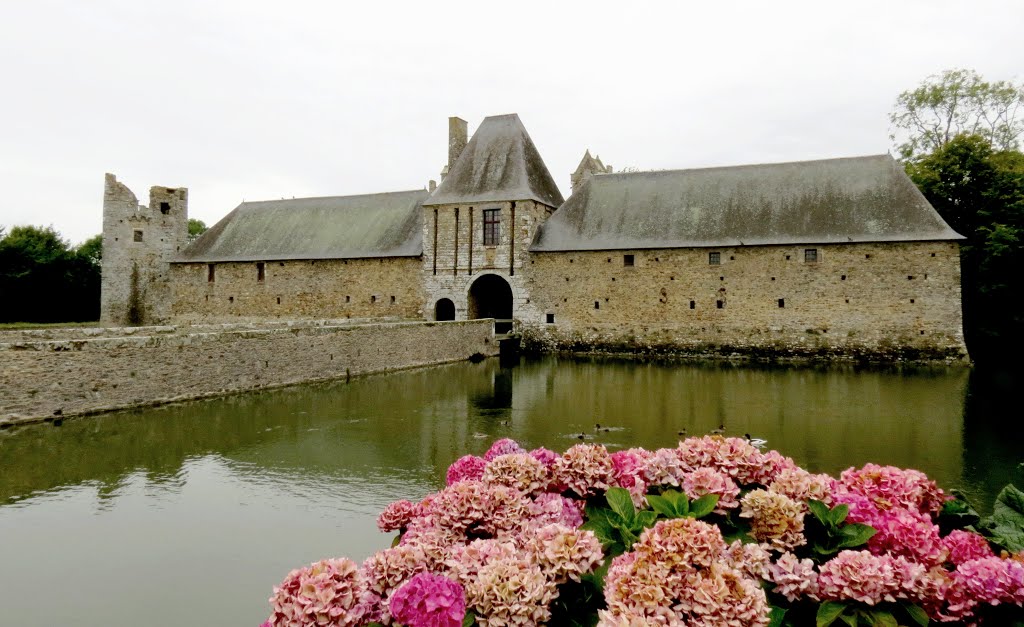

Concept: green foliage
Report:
left=890, top=68, right=1024, bottom=160
left=906, top=134, right=1024, bottom=360
left=548, top=577, right=604, bottom=627
left=936, top=490, right=981, bottom=535
left=646, top=489, right=719, bottom=520
left=977, top=483, right=1024, bottom=552
left=804, top=499, right=876, bottom=558
left=815, top=600, right=927, bottom=627
left=188, top=218, right=208, bottom=240
left=0, top=225, right=101, bottom=323
left=580, top=487, right=658, bottom=557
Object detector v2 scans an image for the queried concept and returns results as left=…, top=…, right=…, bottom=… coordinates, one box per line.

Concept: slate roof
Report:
left=531, top=154, right=963, bottom=252
left=425, top=114, right=564, bottom=208
left=175, top=190, right=427, bottom=262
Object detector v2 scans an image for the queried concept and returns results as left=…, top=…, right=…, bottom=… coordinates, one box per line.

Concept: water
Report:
left=0, top=357, right=1019, bottom=626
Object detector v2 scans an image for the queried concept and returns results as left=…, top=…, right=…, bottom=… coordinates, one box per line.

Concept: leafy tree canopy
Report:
left=188, top=218, right=208, bottom=240
left=890, top=69, right=1024, bottom=161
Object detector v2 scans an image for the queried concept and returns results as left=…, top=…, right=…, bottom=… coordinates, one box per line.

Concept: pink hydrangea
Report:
left=739, top=489, right=807, bottom=551
left=552, top=444, right=615, bottom=498
left=377, top=499, right=420, bottom=533
left=484, top=438, right=525, bottom=461
left=423, top=480, right=530, bottom=541
left=839, top=494, right=945, bottom=565
left=642, top=447, right=688, bottom=488
left=527, top=493, right=584, bottom=528
left=522, top=523, right=604, bottom=584
left=268, top=558, right=370, bottom=627
left=769, top=552, right=819, bottom=602
left=722, top=539, right=772, bottom=580
left=388, top=572, right=466, bottom=627
left=361, top=544, right=429, bottom=599
left=634, top=518, right=727, bottom=570
left=529, top=447, right=559, bottom=468
left=768, top=467, right=834, bottom=506
left=833, top=463, right=948, bottom=515
left=482, top=453, right=548, bottom=495
left=942, top=530, right=995, bottom=566
left=682, top=467, right=741, bottom=512
left=818, top=550, right=901, bottom=605
left=445, top=455, right=486, bottom=486
left=445, top=539, right=520, bottom=586
left=944, top=556, right=1024, bottom=621
left=464, top=555, right=557, bottom=626
left=676, top=436, right=770, bottom=486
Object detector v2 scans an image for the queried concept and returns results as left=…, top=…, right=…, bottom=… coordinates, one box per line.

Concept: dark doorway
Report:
left=468, top=274, right=513, bottom=333
left=435, top=298, right=455, bottom=321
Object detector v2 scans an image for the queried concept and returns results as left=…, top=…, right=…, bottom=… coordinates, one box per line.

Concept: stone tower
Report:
left=100, top=173, right=188, bottom=326
left=570, top=150, right=612, bottom=193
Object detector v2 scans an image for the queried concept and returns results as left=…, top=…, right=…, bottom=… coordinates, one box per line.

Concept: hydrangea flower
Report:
left=768, top=466, right=834, bottom=506
left=944, top=556, right=1024, bottom=621
left=522, top=523, right=604, bottom=583
left=484, top=438, right=525, bottom=461
left=465, top=555, right=557, bottom=626
left=445, top=455, right=486, bottom=486
left=769, top=552, right=819, bottom=601
left=942, top=530, right=995, bottom=566
left=552, top=444, right=615, bottom=498
left=388, top=572, right=466, bottom=627
left=833, top=463, right=948, bottom=515
left=682, top=467, right=741, bottom=513
left=377, top=499, right=420, bottom=533
left=528, top=447, right=559, bottom=468
left=482, top=453, right=548, bottom=495
left=268, top=558, right=370, bottom=627
left=739, top=489, right=806, bottom=550
left=527, top=492, right=584, bottom=528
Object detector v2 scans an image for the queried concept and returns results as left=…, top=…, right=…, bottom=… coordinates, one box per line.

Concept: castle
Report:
left=101, top=114, right=968, bottom=360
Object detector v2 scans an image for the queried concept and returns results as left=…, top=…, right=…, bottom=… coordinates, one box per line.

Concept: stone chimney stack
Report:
left=448, top=117, right=468, bottom=172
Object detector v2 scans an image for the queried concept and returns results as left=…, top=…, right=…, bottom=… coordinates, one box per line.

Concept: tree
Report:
left=890, top=69, right=1024, bottom=161
left=77, top=234, right=102, bottom=266
left=906, top=135, right=1024, bottom=360
left=188, top=218, right=208, bottom=241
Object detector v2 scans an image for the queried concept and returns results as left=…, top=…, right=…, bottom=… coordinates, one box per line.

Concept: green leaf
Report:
left=808, top=499, right=834, bottom=527
left=830, top=503, right=850, bottom=525
left=816, top=601, right=848, bottom=627
left=606, top=487, right=637, bottom=523
left=646, top=494, right=676, bottom=518
left=391, top=533, right=402, bottom=548
left=903, top=604, right=930, bottom=626
left=688, top=494, right=720, bottom=519
left=867, top=609, right=897, bottom=627
left=768, top=606, right=788, bottom=627
left=982, top=484, right=1024, bottom=552
left=837, top=523, right=877, bottom=548
left=663, top=489, right=689, bottom=515
left=580, top=518, right=616, bottom=545
left=462, top=611, right=478, bottom=627
left=634, top=510, right=658, bottom=529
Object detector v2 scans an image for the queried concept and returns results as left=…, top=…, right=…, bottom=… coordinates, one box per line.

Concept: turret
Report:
left=571, top=150, right=613, bottom=193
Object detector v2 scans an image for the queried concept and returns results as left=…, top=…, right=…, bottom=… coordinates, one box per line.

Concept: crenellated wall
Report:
left=519, top=241, right=968, bottom=360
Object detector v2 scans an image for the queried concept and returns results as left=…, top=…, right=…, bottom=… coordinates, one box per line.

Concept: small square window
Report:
left=709, top=252, right=721, bottom=265
left=624, top=254, right=635, bottom=267
left=256, top=262, right=265, bottom=282
left=159, top=201, right=170, bottom=214
left=805, top=249, right=818, bottom=263
left=133, top=230, right=143, bottom=242
left=546, top=313, right=555, bottom=324
left=785, top=255, right=791, bottom=261
left=778, top=298, right=785, bottom=308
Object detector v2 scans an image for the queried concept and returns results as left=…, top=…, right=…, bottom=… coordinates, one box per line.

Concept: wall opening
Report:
left=709, top=252, right=720, bottom=265
left=778, top=298, right=785, bottom=308
left=716, top=300, right=724, bottom=309
left=594, top=301, right=600, bottom=309
left=623, top=254, right=635, bottom=267
left=689, top=300, right=695, bottom=309
left=469, top=274, right=514, bottom=333
left=546, top=313, right=555, bottom=324
left=483, top=208, right=500, bottom=246
left=159, top=201, right=170, bottom=214
left=133, top=230, right=143, bottom=242
left=435, top=298, right=455, bottom=321
left=207, top=264, right=215, bottom=283
left=805, top=249, right=818, bottom=263
left=390, top=295, right=396, bottom=304
left=257, top=262, right=265, bottom=282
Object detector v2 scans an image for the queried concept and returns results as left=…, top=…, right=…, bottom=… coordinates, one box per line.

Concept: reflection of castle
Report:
left=101, top=114, right=968, bottom=359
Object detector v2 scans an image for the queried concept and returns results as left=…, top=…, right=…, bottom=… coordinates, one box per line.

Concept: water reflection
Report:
left=0, top=357, right=1018, bottom=627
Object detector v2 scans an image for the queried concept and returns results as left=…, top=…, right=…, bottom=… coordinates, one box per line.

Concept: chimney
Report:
left=448, top=117, right=468, bottom=172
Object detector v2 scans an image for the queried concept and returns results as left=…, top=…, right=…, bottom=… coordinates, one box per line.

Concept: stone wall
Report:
left=519, top=241, right=968, bottom=360
left=101, top=174, right=188, bottom=325
left=169, top=257, right=424, bottom=323
left=0, top=319, right=497, bottom=425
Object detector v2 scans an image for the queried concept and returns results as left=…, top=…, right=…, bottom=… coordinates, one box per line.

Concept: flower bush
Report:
left=264, top=437, right=1024, bottom=626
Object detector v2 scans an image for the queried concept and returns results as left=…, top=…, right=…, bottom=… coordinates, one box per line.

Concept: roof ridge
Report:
left=595, top=154, right=893, bottom=180
left=240, top=189, right=428, bottom=206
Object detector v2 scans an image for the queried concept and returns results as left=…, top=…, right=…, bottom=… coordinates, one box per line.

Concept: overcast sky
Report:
left=2, top=0, right=1022, bottom=244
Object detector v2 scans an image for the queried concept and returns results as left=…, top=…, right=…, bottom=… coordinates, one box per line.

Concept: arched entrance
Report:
left=434, top=298, right=455, bottom=321
left=468, top=274, right=513, bottom=333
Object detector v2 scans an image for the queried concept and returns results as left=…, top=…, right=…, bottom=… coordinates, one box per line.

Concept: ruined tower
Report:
left=100, top=174, right=188, bottom=325
left=570, top=150, right=612, bottom=193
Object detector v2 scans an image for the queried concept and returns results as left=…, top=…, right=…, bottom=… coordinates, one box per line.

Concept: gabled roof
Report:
left=175, top=190, right=427, bottom=263
left=531, top=154, right=963, bottom=252
left=573, top=150, right=607, bottom=175
left=425, top=114, right=564, bottom=208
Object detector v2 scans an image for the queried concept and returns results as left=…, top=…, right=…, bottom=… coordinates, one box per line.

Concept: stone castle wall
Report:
left=520, top=241, right=968, bottom=360
left=100, top=174, right=188, bottom=326
left=169, top=257, right=424, bottom=323
left=0, top=319, right=496, bottom=426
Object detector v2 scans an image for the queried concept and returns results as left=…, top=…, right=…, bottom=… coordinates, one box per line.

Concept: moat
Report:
left=0, top=356, right=1017, bottom=627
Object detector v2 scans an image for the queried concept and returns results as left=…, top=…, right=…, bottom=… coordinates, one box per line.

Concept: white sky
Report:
left=2, top=0, right=1022, bottom=244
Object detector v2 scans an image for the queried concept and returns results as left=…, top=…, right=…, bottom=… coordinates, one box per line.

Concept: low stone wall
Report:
left=0, top=319, right=496, bottom=426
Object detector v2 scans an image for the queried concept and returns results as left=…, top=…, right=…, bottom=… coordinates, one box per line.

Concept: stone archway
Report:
left=434, top=298, right=455, bottom=321
left=468, top=274, right=513, bottom=333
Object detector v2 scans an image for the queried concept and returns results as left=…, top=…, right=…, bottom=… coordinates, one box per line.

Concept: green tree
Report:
left=890, top=69, right=1024, bottom=161
left=188, top=218, right=208, bottom=241
left=906, top=135, right=1024, bottom=360
left=0, top=226, right=101, bottom=323
left=77, top=234, right=102, bottom=266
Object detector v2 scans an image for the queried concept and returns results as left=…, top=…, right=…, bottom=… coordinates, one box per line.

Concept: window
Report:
left=689, top=300, right=695, bottom=309
left=390, top=295, right=396, bottom=304
left=371, top=295, right=376, bottom=303
left=709, top=252, right=721, bottom=265
left=804, top=249, right=818, bottom=263
left=133, top=230, right=143, bottom=242
left=594, top=301, right=600, bottom=310
left=483, top=209, right=501, bottom=246
left=256, top=262, right=265, bottom=282
left=207, top=264, right=215, bottom=283
left=159, top=201, right=170, bottom=214
left=624, top=254, right=635, bottom=267
left=546, top=313, right=555, bottom=324
left=778, top=298, right=785, bottom=308
left=716, top=300, right=724, bottom=309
